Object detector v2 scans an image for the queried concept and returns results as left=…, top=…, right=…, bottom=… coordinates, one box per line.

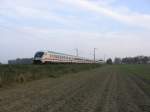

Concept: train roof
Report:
left=47, top=51, right=74, bottom=57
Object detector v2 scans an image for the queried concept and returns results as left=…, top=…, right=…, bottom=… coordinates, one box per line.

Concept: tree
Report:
left=121, top=56, right=150, bottom=64
left=142, top=56, right=149, bottom=64
left=106, top=58, right=113, bottom=64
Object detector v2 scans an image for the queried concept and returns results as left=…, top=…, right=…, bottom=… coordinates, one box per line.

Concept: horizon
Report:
left=1, top=0, right=150, bottom=63
left=4, top=52, right=150, bottom=64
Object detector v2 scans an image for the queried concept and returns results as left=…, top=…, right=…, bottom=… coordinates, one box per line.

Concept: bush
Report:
left=16, top=74, right=26, bottom=83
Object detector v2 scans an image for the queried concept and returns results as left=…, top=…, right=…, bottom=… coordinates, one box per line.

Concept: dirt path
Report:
left=0, top=66, right=150, bottom=112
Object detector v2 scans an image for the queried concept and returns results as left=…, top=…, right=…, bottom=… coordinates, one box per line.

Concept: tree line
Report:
left=8, top=58, right=33, bottom=64
left=113, top=56, right=150, bottom=64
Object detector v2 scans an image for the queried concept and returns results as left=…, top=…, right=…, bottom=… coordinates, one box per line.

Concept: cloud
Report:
left=0, top=0, right=99, bottom=30
left=18, top=7, right=69, bottom=25
left=1, top=0, right=150, bottom=30
left=0, top=0, right=69, bottom=25
left=60, top=0, right=150, bottom=29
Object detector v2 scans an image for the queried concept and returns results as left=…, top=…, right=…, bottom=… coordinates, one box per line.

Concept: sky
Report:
left=0, top=0, right=150, bottom=63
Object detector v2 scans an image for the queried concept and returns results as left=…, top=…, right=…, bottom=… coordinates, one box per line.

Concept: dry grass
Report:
left=0, top=64, right=101, bottom=87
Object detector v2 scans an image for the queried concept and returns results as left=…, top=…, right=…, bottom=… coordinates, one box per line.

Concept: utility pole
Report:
left=104, top=54, right=106, bottom=62
left=76, top=48, right=78, bottom=56
left=94, top=48, right=97, bottom=62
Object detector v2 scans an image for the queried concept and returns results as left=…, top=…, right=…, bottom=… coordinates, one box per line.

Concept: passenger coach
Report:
left=33, top=51, right=95, bottom=64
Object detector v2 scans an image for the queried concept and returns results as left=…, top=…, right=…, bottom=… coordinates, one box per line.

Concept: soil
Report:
left=0, top=66, right=150, bottom=112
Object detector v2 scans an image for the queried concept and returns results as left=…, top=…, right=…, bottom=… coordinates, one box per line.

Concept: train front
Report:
left=33, top=51, right=44, bottom=64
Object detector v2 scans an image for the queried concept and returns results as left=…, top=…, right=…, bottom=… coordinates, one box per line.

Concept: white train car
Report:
left=33, top=51, right=95, bottom=64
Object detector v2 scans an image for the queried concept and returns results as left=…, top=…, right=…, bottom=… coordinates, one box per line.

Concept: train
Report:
left=33, top=51, right=95, bottom=64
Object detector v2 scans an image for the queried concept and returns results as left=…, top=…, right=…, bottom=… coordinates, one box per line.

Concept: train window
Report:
left=34, top=52, right=44, bottom=58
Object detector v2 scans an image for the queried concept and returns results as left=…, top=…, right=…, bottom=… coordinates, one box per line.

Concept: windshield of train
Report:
left=34, top=52, right=44, bottom=58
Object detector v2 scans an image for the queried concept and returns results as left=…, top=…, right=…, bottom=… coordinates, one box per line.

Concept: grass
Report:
left=0, top=64, right=102, bottom=87
left=118, top=64, right=150, bottom=81
left=117, top=64, right=150, bottom=94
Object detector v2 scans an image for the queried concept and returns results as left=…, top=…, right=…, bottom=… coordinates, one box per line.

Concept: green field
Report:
left=118, top=64, right=150, bottom=81
left=0, top=64, right=101, bottom=87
